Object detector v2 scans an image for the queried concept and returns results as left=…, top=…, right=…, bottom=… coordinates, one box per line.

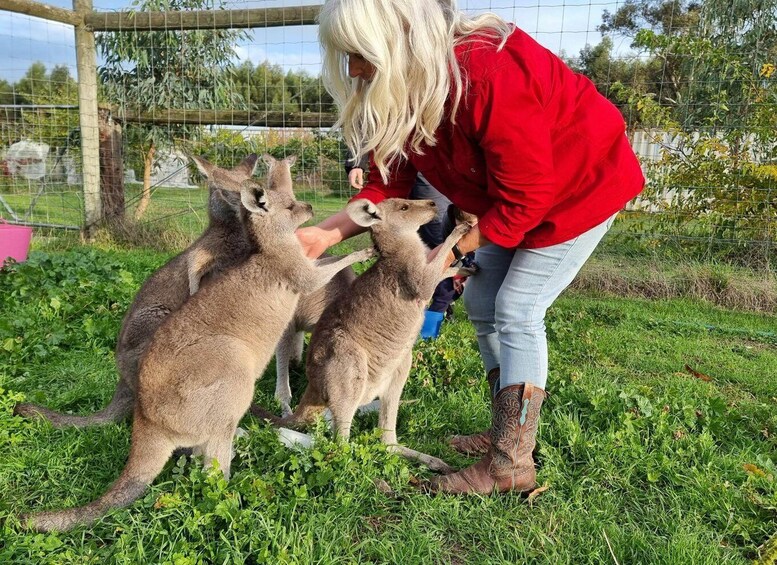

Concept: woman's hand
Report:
left=297, top=208, right=372, bottom=259
left=296, top=226, right=334, bottom=259
left=348, top=167, right=364, bottom=189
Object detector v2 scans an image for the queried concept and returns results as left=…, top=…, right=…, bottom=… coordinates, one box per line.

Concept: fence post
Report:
left=73, top=0, right=102, bottom=236
left=98, top=106, right=124, bottom=222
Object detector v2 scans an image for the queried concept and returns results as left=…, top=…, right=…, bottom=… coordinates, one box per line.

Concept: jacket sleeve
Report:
left=469, top=63, right=557, bottom=248
left=350, top=153, right=417, bottom=204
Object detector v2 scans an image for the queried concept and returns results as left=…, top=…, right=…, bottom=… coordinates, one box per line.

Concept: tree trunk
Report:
left=98, top=108, right=125, bottom=222
left=134, top=142, right=154, bottom=220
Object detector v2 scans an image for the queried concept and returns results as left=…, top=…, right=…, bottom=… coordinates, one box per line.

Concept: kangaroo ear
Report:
left=261, top=153, right=276, bottom=168
left=215, top=188, right=241, bottom=210
left=240, top=181, right=269, bottom=214
left=231, top=153, right=259, bottom=178
left=191, top=155, right=215, bottom=179
left=284, top=155, right=297, bottom=167
left=346, top=199, right=382, bottom=227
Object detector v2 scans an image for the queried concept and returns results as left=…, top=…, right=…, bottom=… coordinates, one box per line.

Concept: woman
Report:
left=298, top=0, right=645, bottom=494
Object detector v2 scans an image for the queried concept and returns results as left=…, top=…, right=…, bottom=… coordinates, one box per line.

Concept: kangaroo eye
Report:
left=400, top=205, right=409, bottom=211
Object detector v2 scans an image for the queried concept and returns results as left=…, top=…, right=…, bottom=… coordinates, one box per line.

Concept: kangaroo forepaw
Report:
left=455, top=264, right=479, bottom=277
left=354, top=247, right=376, bottom=262
left=451, top=222, right=472, bottom=239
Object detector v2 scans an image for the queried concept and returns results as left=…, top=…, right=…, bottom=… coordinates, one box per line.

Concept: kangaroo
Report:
left=20, top=181, right=373, bottom=533
left=263, top=152, right=357, bottom=416
left=13, top=154, right=259, bottom=428
left=13, top=155, right=260, bottom=429
left=253, top=198, right=471, bottom=474
left=187, top=154, right=308, bottom=294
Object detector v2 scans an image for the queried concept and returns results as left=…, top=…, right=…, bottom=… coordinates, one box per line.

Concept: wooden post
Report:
left=98, top=107, right=125, bottom=222
left=73, top=0, right=102, bottom=236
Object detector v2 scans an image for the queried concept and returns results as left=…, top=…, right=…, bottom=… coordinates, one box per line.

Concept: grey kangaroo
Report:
left=253, top=197, right=471, bottom=473
left=13, top=154, right=260, bottom=428
left=199, top=152, right=353, bottom=416
left=258, top=154, right=358, bottom=417
left=20, top=181, right=373, bottom=532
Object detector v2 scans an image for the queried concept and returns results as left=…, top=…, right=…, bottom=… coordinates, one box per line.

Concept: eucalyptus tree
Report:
left=598, top=0, right=776, bottom=131
left=0, top=64, right=79, bottom=156
left=96, top=0, right=246, bottom=219
left=599, top=0, right=777, bottom=265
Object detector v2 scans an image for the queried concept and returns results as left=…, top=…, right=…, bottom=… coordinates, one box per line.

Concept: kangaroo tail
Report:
left=250, top=387, right=326, bottom=430
left=14, top=379, right=135, bottom=429
left=21, top=416, right=173, bottom=532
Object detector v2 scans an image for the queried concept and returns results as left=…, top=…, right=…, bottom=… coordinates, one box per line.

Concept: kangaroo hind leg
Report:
left=380, top=353, right=453, bottom=474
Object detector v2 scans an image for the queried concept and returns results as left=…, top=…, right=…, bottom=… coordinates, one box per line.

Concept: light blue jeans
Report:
left=462, top=214, right=617, bottom=392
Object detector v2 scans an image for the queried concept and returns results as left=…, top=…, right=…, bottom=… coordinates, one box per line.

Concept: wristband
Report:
left=451, top=243, right=464, bottom=262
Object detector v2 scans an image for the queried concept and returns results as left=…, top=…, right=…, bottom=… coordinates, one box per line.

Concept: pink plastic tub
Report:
left=0, top=220, right=33, bottom=266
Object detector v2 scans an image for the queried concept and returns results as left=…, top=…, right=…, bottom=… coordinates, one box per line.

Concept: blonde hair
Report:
left=319, top=0, right=512, bottom=182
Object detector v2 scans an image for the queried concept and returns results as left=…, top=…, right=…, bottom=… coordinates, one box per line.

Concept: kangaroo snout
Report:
left=419, top=201, right=438, bottom=226
left=295, top=201, right=314, bottom=224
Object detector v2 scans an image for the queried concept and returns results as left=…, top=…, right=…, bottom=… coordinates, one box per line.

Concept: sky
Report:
left=0, top=0, right=633, bottom=84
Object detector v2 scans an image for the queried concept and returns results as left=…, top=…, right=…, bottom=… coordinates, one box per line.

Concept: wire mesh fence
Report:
left=0, top=0, right=775, bottom=269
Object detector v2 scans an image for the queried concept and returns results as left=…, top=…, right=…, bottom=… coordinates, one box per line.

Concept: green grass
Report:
left=0, top=182, right=350, bottom=236
left=0, top=246, right=775, bottom=564
left=3, top=178, right=773, bottom=270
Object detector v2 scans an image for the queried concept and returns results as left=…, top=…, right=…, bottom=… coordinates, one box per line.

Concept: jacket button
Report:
left=470, top=168, right=476, bottom=173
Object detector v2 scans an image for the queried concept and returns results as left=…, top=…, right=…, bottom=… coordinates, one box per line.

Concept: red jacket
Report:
left=355, top=26, right=645, bottom=249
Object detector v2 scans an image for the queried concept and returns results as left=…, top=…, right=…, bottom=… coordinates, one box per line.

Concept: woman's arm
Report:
left=296, top=209, right=367, bottom=259
left=298, top=154, right=418, bottom=259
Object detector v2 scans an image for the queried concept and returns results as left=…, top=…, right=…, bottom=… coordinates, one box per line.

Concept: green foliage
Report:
left=568, top=1, right=702, bottom=126
left=599, top=0, right=702, bottom=38
left=585, top=0, right=777, bottom=129
left=636, top=129, right=777, bottom=266
left=569, top=37, right=665, bottom=125
left=10, top=63, right=78, bottom=107
left=587, top=0, right=777, bottom=266
left=96, top=0, right=247, bottom=159
left=0, top=247, right=775, bottom=562
left=230, top=61, right=335, bottom=114
left=0, top=250, right=153, bottom=379
left=0, top=78, right=13, bottom=105
left=627, top=45, right=776, bottom=267
left=0, top=63, right=79, bottom=150
left=191, top=129, right=352, bottom=197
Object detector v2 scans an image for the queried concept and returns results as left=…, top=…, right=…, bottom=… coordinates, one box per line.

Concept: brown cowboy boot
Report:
left=448, top=367, right=501, bottom=456
left=431, top=383, right=545, bottom=495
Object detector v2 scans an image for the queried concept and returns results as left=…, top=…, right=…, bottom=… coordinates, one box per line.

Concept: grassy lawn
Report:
left=0, top=244, right=775, bottom=564
left=0, top=181, right=351, bottom=236
left=0, top=184, right=84, bottom=228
